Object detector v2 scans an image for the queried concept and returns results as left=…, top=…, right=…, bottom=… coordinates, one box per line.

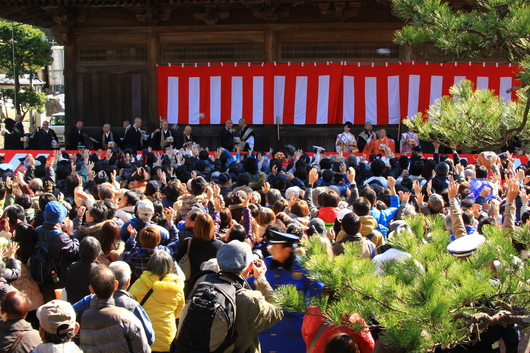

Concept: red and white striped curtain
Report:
left=157, top=62, right=520, bottom=125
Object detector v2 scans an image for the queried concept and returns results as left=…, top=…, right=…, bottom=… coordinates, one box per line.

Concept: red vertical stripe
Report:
left=354, top=73, right=365, bottom=125
left=489, top=76, right=500, bottom=97
left=399, top=66, right=408, bottom=121
left=441, top=75, right=452, bottom=98
left=201, top=76, right=210, bottom=125
left=242, top=75, right=254, bottom=125
left=305, top=75, right=318, bottom=125
left=263, top=73, right=274, bottom=125
left=283, top=75, right=296, bottom=125
left=377, top=74, right=389, bottom=125
left=178, top=76, right=189, bottom=125
left=417, top=73, right=431, bottom=117
left=221, top=74, right=232, bottom=124
left=335, top=70, right=344, bottom=125
left=158, top=66, right=169, bottom=121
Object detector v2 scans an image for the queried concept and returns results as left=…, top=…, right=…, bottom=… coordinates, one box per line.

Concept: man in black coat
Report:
left=219, top=119, right=235, bottom=150
left=175, top=125, right=197, bottom=149
left=36, top=121, right=59, bottom=150
left=123, top=117, right=144, bottom=151
left=66, top=120, right=86, bottom=150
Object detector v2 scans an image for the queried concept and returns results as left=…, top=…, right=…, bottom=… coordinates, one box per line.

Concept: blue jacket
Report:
left=73, top=289, right=155, bottom=345
left=370, top=194, right=399, bottom=236
left=248, top=256, right=323, bottom=353
left=119, top=217, right=170, bottom=246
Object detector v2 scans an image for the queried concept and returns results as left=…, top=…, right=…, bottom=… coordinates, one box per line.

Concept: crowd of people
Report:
left=0, top=115, right=527, bottom=353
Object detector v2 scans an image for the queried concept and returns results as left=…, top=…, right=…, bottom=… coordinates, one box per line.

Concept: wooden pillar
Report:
left=264, top=30, right=278, bottom=63
left=147, top=30, right=160, bottom=127
left=63, top=36, right=78, bottom=133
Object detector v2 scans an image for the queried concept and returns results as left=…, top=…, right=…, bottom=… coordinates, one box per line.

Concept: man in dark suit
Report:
left=219, top=119, right=235, bottom=150
left=36, top=121, right=59, bottom=150
left=123, top=117, right=144, bottom=151
left=2, top=117, right=24, bottom=150
left=13, top=114, right=25, bottom=137
left=151, top=119, right=175, bottom=150
left=66, top=120, right=86, bottom=150
left=175, top=125, right=197, bottom=149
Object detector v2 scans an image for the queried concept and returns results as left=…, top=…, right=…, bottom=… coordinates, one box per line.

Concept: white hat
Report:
left=137, top=199, right=154, bottom=221
left=337, top=208, right=352, bottom=222
left=447, top=233, right=485, bottom=257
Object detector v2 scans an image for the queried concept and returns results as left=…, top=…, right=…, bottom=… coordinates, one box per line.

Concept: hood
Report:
left=140, top=271, right=184, bottom=304
left=33, top=341, right=84, bottom=353
left=359, top=215, right=377, bottom=236
left=80, top=221, right=105, bottom=235
left=317, top=207, right=339, bottom=223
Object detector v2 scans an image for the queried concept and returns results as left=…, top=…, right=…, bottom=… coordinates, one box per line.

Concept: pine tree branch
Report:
left=503, top=98, right=530, bottom=145
left=345, top=284, right=407, bottom=314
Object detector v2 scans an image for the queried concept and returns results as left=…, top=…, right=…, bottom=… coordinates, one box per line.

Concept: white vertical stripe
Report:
left=274, top=76, right=285, bottom=124
left=342, top=76, right=354, bottom=123
left=294, top=76, right=308, bottom=125
left=408, top=75, right=421, bottom=117
left=188, top=77, right=200, bottom=124
left=477, top=77, right=489, bottom=90
left=317, top=75, right=330, bottom=124
left=500, top=77, right=513, bottom=103
left=430, top=76, right=443, bottom=106
left=454, top=76, right=466, bottom=86
left=231, top=77, right=243, bottom=121
left=167, top=77, right=179, bottom=124
left=365, top=77, right=377, bottom=125
left=253, top=76, right=264, bottom=124
left=388, top=75, right=400, bottom=124
left=210, top=76, right=221, bottom=124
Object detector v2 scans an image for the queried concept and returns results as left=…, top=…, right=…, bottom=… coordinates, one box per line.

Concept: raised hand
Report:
left=309, top=168, right=318, bottom=185
left=127, top=224, right=138, bottom=237
left=261, top=182, right=271, bottom=194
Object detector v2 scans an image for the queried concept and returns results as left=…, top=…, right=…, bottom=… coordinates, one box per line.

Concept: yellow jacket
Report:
left=129, top=271, right=185, bottom=352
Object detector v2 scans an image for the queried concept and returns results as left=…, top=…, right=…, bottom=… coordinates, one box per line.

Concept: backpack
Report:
left=30, top=227, right=62, bottom=285
left=173, top=272, right=243, bottom=353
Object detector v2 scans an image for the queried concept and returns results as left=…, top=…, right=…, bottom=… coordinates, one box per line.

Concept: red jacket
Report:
left=302, top=306, right=374, bottom=353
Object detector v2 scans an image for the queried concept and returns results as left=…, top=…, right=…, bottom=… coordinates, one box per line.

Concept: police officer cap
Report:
left=447, top=233, right=485, bottom=258
left=268, top=229, right=300, bottom=245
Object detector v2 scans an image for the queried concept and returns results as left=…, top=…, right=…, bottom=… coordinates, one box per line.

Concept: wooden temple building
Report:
left=0, top=0, right=487, bottom=150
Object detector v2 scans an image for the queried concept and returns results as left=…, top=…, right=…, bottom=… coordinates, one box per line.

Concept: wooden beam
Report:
left=159, top=31, right=264, bottom=45
left=264, top=30, right=278, bottom=63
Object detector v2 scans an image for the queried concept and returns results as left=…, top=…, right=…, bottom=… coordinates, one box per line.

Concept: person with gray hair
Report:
left=72, top=261, right=155, bottom=345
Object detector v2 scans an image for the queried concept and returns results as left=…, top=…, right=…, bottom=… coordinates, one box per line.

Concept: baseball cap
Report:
left=36, top=300, right=77, bottom=335
left=137, top=199, right=154, bottom=219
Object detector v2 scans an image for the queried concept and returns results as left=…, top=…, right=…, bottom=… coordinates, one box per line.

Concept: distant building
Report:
left=0, top=74, right=45, bottom=91
left=48, top=46, right=65, bottom=94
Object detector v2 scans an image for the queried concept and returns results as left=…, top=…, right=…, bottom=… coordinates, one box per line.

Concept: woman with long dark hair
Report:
left=97, top=220, right=124, bottom=265
left=175, top=213, right=223, bottom=291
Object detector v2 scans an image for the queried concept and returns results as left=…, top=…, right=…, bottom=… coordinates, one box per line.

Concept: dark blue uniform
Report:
left=248, top=255, right=323, bottom=353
